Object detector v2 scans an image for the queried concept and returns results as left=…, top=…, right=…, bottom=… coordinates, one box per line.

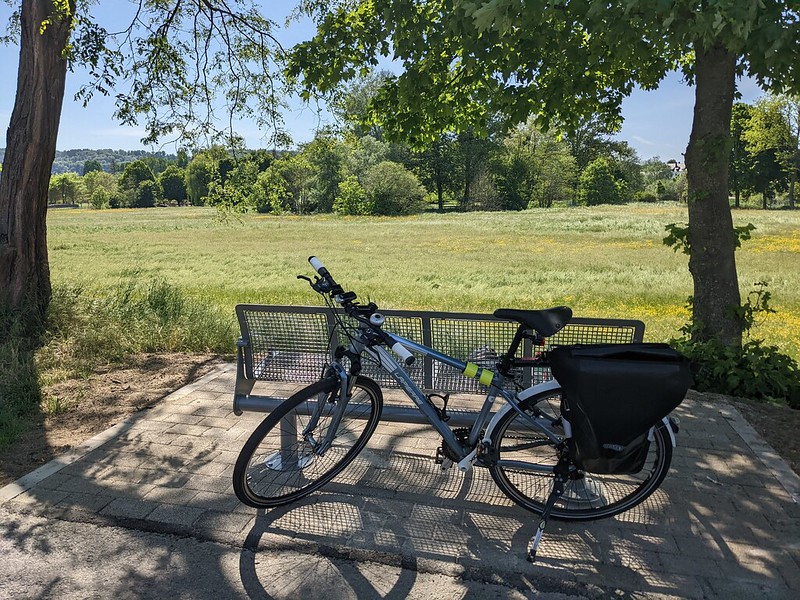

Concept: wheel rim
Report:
left=243, top=382, right=378, bottom=503
left=492, top=391, right=670, bottom=519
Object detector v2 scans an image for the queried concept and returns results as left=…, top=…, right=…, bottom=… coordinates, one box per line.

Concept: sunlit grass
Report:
left=46, top=204, right=800, bottom=360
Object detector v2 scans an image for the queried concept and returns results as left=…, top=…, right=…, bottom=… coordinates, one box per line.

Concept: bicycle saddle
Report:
left=493, top=306, right=572, bottom=337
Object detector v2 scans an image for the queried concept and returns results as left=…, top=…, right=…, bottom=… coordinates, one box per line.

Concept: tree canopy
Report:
left=290, top=0, right=800, bottom=347
left=291, top=1, right=799, bottom=143
left=1, top=0, right=294, bottom=331
left=70, top=0, right=292, bottom=148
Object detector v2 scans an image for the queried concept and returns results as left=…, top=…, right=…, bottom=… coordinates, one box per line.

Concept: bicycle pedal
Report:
left=434, top=447, right=445, bottom=465
left=439, top=458, right=453, bottom=472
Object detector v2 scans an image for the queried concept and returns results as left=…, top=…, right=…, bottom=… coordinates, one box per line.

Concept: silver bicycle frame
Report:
left=361, top=330, right=565, bottom=469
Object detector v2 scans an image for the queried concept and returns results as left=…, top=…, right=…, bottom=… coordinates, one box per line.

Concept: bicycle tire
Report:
left=233, top=376, right=383, bottom=508
left=488, top=387, right=673, bottom=521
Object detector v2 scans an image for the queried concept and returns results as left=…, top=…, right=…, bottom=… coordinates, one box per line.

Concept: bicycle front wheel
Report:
left=233, top=376, right=383, bottom=508
left=488, top=388, right=673, bottom=521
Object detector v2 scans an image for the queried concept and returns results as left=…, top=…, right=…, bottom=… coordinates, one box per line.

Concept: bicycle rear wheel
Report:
left=488, top=388, right=673, bottom=521
left=233, top=376, right=383, bottom=508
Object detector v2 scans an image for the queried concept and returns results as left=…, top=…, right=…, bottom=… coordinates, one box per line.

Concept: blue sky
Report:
left=0, top=2, right=764, bottom=161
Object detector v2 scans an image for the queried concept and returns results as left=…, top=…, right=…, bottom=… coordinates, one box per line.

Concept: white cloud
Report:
left=631, top=135, right=656, bottom=146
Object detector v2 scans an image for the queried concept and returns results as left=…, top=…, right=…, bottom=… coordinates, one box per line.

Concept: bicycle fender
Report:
left=483, top=379, right=562, bottom=443
left=663, top=415, right=678, bottom=447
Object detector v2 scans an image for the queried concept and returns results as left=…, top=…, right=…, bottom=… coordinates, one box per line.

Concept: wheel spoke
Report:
left=233, top=378, right=382, bottom=508
left=490, top=389, right=673, bottom=521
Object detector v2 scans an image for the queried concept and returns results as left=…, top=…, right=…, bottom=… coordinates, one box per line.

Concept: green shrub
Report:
left=633, top=190, right=658, bottom=203
left=333, top=176, right=371, bottom=215
left=132, top=180, right=161, bottom=208
left=673, top=338, right=800, bottom=408
left=362, top=161, right=426, bottom=215
left=158, top=165, right=188, bottom=205
left=578, top=157, right=626, bottom=205
left=90, top=188, right=110, bottom=209
left=671, top=283, right=799, bottom=408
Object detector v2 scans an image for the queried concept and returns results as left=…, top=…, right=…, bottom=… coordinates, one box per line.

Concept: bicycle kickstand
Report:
left=527, top=472, right=566, bottom=563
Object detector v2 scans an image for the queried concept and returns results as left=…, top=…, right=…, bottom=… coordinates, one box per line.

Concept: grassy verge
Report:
left=0, top=279, right=234, bottom=450
left=39, top=279, right=235, bottom=383
left=3, top=203, right=798, bottom=448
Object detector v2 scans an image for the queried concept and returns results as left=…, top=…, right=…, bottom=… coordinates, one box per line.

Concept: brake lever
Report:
left=297, top=274, right=330, bottom=294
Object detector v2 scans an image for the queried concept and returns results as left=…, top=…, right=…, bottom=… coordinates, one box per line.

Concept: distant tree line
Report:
left=728, top=94, right=800, bottom=209
left=2, top=148, right=177, bottom=175
left=40, top=85, right=796, bottom=215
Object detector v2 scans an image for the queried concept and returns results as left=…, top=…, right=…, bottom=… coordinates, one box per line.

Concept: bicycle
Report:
left=233, top=257, right=686, bottom=560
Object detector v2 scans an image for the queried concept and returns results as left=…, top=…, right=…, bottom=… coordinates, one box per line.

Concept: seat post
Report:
left=498, top=325, right=528, bottom=375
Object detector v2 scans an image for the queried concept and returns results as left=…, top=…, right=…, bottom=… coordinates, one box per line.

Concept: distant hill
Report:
left=0, top=148, right=178, bottom=175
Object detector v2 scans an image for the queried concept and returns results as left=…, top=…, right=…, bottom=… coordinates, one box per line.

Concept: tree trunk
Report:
left=0, top=1, right=73, bottom=332
left=791, top=111, right=799, bottom=209
left=684, top=43, right=742, bottom=348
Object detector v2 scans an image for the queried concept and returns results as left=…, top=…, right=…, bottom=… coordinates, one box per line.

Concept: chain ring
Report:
left=441, top=427, right=475, bottom=462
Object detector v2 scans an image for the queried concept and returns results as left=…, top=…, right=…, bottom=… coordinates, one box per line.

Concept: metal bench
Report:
left=233, top=305, right=645, bottom=425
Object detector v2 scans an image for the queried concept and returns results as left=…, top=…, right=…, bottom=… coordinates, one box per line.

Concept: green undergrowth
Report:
left=670, top=285, right=800, bottom=409
left=674, top=338, right=800, bottom=409
left=0, top=278, right=236, bottom=450
left=0, top=339, right=42, bottom=448
left=39, top=278, right=235, bottom=381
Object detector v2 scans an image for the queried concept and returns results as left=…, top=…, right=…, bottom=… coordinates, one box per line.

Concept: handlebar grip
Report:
left=392, top=342, right=416, bottom=366
left=308, top=256, right=328, bottom=276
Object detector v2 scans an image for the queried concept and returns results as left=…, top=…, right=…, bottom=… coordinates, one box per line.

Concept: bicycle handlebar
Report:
left=306, top=256, right=415, bottom=366
left=391, top=341, right=415, bottom=366
left=308, top=256, right=328, bottom=277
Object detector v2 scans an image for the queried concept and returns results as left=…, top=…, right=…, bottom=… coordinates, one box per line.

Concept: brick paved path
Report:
left=2, top=365, right=799, bottom=598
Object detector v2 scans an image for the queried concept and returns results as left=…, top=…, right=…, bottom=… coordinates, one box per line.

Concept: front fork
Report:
left=303, top=349, right=361, bottom=455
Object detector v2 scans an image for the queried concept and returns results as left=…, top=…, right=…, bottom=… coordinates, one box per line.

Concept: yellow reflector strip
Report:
left=479, top=369, right=494, bottom=386
left=463, top=362, right=478, bottom=378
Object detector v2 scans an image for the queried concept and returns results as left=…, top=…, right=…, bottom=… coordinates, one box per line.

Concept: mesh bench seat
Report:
left=233, top=305, right=645, bottom=420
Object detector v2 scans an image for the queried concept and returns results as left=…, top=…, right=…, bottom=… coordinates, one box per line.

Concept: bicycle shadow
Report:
left=522, top=397, right=800, bottom=598
left=239, top=507, right=421, bottom=600
left=232, top=421, right=600, bottom=598
left=232, top=395, right=800, bottom=600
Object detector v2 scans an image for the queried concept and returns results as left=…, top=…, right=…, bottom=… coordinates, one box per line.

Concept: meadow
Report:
left=47, top=203, right=800, bottom=360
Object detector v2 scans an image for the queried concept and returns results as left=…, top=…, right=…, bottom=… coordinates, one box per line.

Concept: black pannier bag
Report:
left=549, top=343, right=692, bottom=474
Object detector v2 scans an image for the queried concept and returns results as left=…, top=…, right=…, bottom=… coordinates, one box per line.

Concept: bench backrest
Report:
left=236, top=305, right=645, bottom=394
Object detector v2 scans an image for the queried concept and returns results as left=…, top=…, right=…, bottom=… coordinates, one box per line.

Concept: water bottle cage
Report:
left=427, top=393, right=451, bottom=422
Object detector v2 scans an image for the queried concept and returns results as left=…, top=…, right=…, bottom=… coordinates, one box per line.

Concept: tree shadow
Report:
left=2, top=373, right=797, bottom=598
left=0, top=366, right=247, bottom=598
left=0, top=354, right=221, bottom=485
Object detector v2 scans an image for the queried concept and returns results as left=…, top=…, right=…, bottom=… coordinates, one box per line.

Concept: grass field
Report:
left=46, top=203, right=800, bottom=360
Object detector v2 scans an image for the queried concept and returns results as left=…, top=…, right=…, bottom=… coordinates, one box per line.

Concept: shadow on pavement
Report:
left=1, top=370, right=798, bottom=599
